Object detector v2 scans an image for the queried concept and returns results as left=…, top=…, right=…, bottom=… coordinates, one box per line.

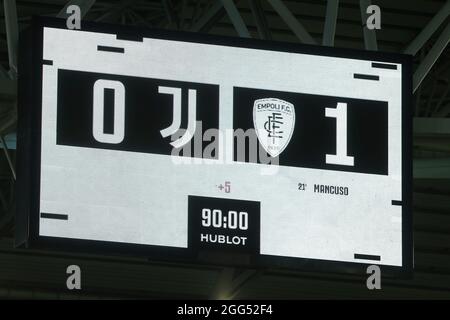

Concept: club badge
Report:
left=253, top=98, right=295, bottom=157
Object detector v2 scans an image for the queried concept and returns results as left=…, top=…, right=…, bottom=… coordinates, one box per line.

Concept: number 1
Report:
left=325, top=102, right=354, bottom=166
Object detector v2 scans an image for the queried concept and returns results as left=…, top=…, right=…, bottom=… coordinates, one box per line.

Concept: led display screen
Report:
left=17, top=18, right=413, bottom=274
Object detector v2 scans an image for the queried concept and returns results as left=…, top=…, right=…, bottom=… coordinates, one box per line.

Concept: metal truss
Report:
left=1, top=0, right=447, bottom=118
left=211, top=267, right=262, bottom=299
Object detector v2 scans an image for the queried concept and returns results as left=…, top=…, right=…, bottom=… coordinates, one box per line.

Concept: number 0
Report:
left=93, top=79, right=125, bottom=144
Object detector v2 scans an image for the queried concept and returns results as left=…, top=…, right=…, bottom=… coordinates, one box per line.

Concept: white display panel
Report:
left=18, top=19, right=412, bottom=273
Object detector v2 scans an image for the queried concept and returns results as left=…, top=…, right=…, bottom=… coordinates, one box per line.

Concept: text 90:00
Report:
left=202, top=209, right=248, bottom=230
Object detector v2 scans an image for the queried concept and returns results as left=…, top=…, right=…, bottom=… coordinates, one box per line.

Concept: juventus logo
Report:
left=158, top=86, right=197, bottom=148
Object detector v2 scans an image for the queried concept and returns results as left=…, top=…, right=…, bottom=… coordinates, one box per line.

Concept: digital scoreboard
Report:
left=17, top=17, right=413, bottom=275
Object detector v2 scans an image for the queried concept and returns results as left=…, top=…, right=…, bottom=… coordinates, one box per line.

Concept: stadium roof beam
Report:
left=359, top=0, right=377, bottom=51
left=414, top=118, right=450, bottom=161
left=161, top=0, right=179, bottom=29
left=322, top=0, right=339, bottom=46
left=267, top=0, right=316, bottom=45
left=221, top=0, right=251, bottom=38
left=435, top=104, right=450, bottom=117
left=4, top=0, right=19, bottom=79
left=211, top=268, right=260, bottom=299
left=0, top=65, right=9, bottom=79
left=211, top=267, right=234, bottom=299
left=94, top=0, right=136, bottom=23
left=413, top=22, right=450, bottom=93
left=414, top=158, right=450, bottom=179
left=0, top=78, right=16, bottom=98
left=403, top=0, right=450, bottom=56
left=0, top=135, right=15, bottom=181
left=190, top=0, right=225, bottom=33
left=57, top=0, right=96, bottom=19
left=414, top=117, right=450, bottom=135
left=249, top=0, right=271, bottom=40
left=228, top=269, right=261, bottom=299
left=0, top=201, right=14, bottom=235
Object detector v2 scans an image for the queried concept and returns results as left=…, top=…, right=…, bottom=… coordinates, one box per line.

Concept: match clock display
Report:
left=188, top=196, right=260, bottom=254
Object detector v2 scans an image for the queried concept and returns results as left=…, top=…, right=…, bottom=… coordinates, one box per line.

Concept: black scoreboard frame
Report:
left=16, top=16, right=413, bottom=277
